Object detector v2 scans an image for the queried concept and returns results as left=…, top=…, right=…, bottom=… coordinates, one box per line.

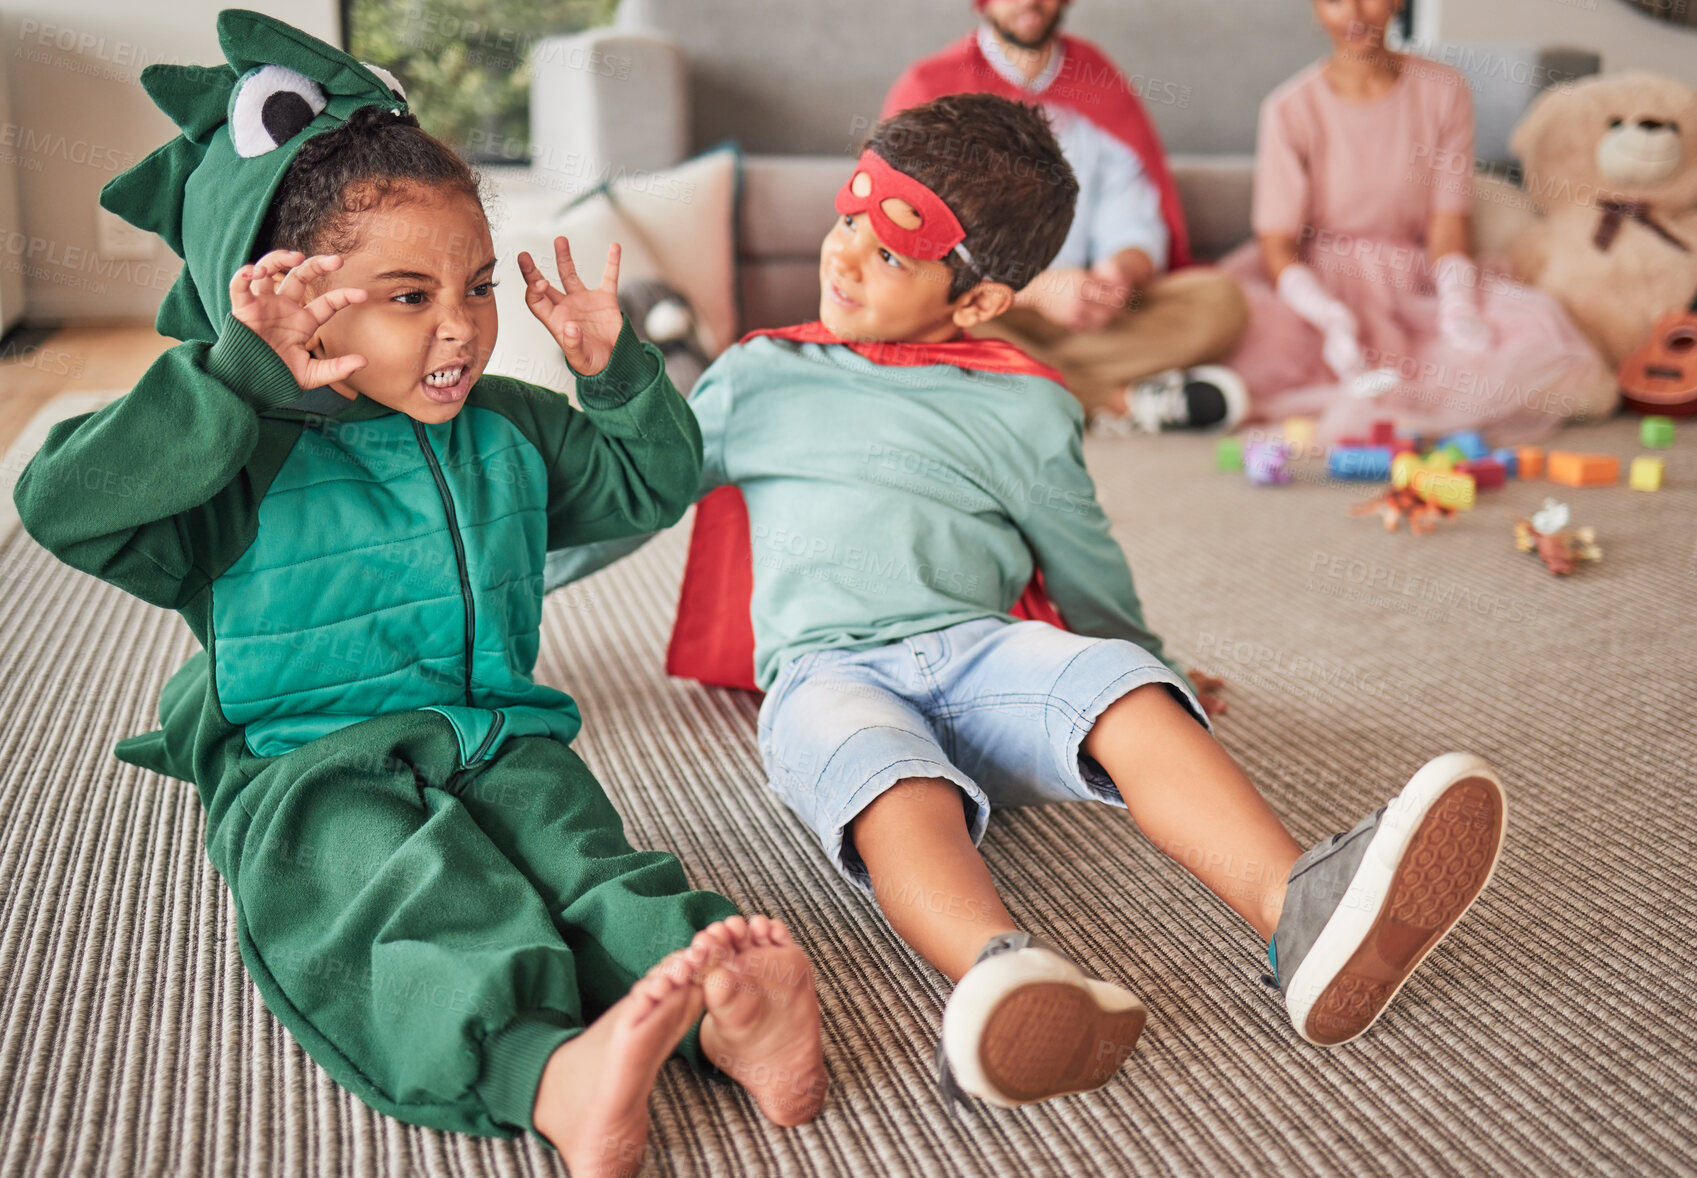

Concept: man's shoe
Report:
left=937, top=931, right=1148, bottom=1109
left=1269, top=752, right=1507, bottom=1046
left=1112, top=365, right=1248, bottom=433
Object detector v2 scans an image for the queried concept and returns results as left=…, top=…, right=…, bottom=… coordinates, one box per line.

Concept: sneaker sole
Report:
left=1286, top=752, right=1507, bottom=1047
left=979, top=981, right=1148, bottom=1104
left=941, top=949, right=1147, bottom=1108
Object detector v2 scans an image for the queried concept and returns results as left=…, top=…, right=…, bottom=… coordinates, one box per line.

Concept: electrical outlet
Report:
left=95, top=206, right=155, bottom=260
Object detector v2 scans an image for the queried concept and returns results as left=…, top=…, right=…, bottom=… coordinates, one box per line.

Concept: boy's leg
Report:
left=757, top=644, right=1007, bottom=981
left=454, top=735, right=826, bottom=1126
left=850, top=775, right=1148, bottom=1109
left=762, top=633, right=1146, bottom=1108
left=1082, top=684, right=1302, bottom=937
left=1082, top=684, right=1506, bottom=1046
left=202, top=710, right=699, bottom=1156
left=976, top=270, right=1249, bottom=413
left=851, top=776, right=1018, bottom=983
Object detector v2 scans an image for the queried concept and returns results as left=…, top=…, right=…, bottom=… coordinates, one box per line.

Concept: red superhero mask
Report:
left=834, top=149, right=975, bottom=266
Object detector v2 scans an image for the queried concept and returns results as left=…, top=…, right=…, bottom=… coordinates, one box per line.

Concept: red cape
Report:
left=740, top=320, right=1067, bottom=384
left=881, top=32, right=1193, bottom=269
left=667, top=323, right=1069, bottom=692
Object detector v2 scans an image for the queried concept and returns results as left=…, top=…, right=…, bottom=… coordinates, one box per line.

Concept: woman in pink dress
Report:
left=1221, top=0, right=1615, bottom=444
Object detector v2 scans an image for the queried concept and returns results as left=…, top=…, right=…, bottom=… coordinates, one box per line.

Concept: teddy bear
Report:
left=1507, top=72, right=1697, bottom=374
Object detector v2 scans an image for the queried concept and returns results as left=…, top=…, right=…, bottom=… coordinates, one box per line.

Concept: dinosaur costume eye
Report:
left=229, top=64, right=328, bottom=158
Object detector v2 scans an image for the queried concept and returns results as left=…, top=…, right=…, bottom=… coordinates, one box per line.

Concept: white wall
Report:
left=1423, top=0, right=1697, bottom=86
left=0, top=1, right=337, bottom=325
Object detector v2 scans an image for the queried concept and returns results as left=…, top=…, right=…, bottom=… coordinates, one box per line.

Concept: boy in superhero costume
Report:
left=547, top=94, right=1509, bottom=1110
left=883, top=0, right=1251, bottom=433
left=12, top=11, right=823, bottom=1172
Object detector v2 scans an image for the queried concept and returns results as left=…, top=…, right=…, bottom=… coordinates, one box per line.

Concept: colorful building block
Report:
left=1516, top=446, right=1544, bottom=479
left=1369, top=420, right=1397, bottom=446
left=1641, top=416, right=1675, bottom=449
left=1630, top=456, right=1665, bottom=492
left=1425, top=449, right=1457, bottom=472
left=1245, top=441, right=1291, bottom=485
left=1440, top=430, right=1490, bottom=461
left=1392, top=452, right=1425, bottom=489
left=1438, top=443, right=1467, bottom=466
left=1282, top=417, right=1317, bottom=452
left=1328, top=445, right=1393, bottom=481
left=1457, top=458, right=1506, bottom=490
left=1412, top=468, right=1477, bottom=511
left=1391, top=437, right=1418, bottom=455
left=1216, top=436, right=1244, bottom=472
left=1548, top=451, right=1620, bottom=488
left=1491, top=447, right=1519, bottom=479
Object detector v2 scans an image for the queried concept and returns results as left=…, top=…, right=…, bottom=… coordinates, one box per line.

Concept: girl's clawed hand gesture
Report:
left=518, top=238, right=626, bottom=376
left=229, top=250, right=367, bottom=395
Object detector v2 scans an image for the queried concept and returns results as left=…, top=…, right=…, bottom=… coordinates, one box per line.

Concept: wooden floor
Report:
left=0, top=323, right=170, bottom=453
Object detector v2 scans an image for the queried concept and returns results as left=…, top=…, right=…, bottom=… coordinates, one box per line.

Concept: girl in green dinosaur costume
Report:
left=13, top=10, right=824, bottom=1172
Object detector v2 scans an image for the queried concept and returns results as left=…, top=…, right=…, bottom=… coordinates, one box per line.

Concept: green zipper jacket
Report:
left=13, top=315, right=700, bottom=785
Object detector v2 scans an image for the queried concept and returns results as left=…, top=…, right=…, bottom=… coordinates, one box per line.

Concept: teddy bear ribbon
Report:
left=1592, top=199, right=1689, bottom=254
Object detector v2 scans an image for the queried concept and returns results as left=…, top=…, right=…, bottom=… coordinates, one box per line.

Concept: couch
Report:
left=512, top=0, right=1598, bottom=338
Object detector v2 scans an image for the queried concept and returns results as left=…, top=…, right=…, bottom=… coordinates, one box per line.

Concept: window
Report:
left=343, top=0, right=617, bottom=163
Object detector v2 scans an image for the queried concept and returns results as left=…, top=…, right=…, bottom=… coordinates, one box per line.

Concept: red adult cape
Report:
left=881, top=32, right=1193, bottom=269
left=666, top=322, right=1070, bottom=692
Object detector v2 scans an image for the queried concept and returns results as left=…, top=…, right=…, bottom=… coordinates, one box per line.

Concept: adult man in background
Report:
left=884, top=0, right=1250, bottom=432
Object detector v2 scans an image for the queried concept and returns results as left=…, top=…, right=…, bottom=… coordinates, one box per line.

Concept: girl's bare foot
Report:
left=531, top=956, right=703, bottom=1178
left=693, top=914, right=828, bottom=1126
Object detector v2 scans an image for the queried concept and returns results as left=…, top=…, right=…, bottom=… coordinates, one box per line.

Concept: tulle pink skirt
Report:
left=1220, top=237, right=1613, bottom=446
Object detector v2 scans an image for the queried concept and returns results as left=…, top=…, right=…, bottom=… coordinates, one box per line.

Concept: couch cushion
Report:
left=739, top=155, right=846, bottom=260
left=603, top=144, right=742, bottom=355
left=740, top=258, right=824, bottom=332
left=1169, top=154, right=1255, bottom=262
left=485, top=146, right=742, bottom=388
left=486, top=184, right=667, bottom=392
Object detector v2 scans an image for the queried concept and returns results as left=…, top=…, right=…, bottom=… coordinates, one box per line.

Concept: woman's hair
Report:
left=865, top=93, right=1079, bottom=299
left=257, top=105, right=483, bottom=257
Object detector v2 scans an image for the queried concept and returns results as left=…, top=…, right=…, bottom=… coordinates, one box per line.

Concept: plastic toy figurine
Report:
left=1245, top=440, right=1291, bottom=484
left=1514, top=499, right=1602, bottom=576
left=1349, top=485, right=1456, bottom=534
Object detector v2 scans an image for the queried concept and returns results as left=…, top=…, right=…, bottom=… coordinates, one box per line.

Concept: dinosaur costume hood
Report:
left=101, top=9, right=408, bottom=343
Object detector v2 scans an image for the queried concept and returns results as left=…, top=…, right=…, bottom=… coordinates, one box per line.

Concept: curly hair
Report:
left=257, top=105, right=484, bottom=258
left=865, top=93, right=1079, bottom=299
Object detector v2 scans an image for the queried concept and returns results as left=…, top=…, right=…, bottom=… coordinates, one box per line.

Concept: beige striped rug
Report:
left=2, top=413, right=1693, bottom=1176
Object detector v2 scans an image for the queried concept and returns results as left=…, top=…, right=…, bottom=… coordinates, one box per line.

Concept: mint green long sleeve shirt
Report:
left=545, top=333, right=1178, bottom=692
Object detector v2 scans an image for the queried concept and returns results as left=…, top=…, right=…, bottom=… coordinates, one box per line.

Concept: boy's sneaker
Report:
left=1269, top=752, right=1507, bottom=1047
left=1092, top=365, right=1248, bottom=435
left=936, top=931, right=1147, bottom=1109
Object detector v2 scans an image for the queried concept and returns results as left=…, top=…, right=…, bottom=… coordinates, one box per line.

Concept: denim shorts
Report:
left=755, top=617, right=1209, bottom=894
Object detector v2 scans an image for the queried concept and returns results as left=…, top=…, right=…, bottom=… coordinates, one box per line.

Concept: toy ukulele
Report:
left=1618, top=288, right=1697, bottom=417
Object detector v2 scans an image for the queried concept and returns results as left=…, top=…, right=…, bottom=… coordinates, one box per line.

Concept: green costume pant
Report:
left=197, top=709, right=738, bottom=1138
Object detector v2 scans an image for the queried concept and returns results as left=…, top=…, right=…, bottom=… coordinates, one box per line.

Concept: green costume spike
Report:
left=140, top=64, right=236, bottom=140
left=99, top=9, right=405, bottom=342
